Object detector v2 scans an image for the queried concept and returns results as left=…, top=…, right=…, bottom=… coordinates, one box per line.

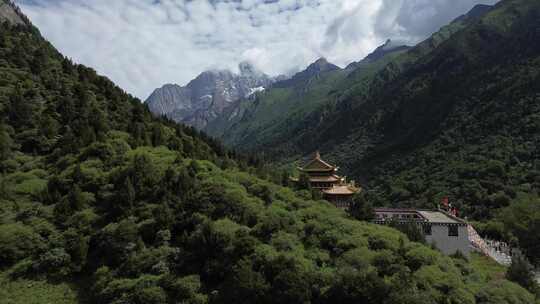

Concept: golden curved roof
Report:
left=299, top=151, right=336, bottom=172
left=322, top=185, right=359, bottom=195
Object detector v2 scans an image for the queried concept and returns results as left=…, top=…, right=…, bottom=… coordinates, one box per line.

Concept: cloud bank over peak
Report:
left=17, top=0, right=498, bottom=99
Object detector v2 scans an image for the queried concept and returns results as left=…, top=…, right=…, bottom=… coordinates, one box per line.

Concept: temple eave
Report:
left=298, top=167, right=336, bottom=172
left=294, top=151, right=361, bottom=209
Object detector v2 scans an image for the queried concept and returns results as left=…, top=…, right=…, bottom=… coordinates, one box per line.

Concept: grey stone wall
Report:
left=426, top=224, right=470, bottom=256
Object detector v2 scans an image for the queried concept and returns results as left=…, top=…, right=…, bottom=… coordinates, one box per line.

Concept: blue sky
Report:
left=17, top=0, right=498, bottom=99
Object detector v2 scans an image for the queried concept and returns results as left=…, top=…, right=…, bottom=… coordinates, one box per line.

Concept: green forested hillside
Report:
left=0, top=2, right=537, bottom=303
left=205, top=61, right=349, bottom=142
left=213, top=49, right=409, bottom=153
left=329, top=0, right=540, bottom=264
left=217, top=0, right=540, bottom=265
left=215, top=3, right=488, bottom=155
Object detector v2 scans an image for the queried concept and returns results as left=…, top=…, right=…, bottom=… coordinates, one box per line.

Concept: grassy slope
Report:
left=470, top=253, right=507, bottom=282
left=210, top=69, right=347, bottom=143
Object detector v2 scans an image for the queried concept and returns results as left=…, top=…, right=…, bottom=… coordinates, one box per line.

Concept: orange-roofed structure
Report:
left=295, top=151, right=361, bottom=209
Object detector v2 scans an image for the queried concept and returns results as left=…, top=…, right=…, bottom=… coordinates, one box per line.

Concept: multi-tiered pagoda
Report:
left=295, top=152, right=360, bottom=209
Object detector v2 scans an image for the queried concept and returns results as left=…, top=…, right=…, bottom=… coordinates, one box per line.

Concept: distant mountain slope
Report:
left=272, top=57, right=341, bottom=89
left=145, top=62, right=274, bottom=130
left=218, top=2, right=498, bottom=166
left=453, top=4, right=494, bottom=22
left=346, top=40, right=411, bottom=70
left=201, top=57, right=342, bottom=138
left=214, top=42, right=410, bottom=149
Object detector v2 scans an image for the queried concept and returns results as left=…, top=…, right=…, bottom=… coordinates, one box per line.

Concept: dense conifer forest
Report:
left=0, top=0, right=538, bottom=303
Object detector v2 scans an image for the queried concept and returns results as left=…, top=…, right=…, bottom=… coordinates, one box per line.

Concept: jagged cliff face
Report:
left=145, top=62, right=273, bottom=130
left=0, top=0, right=26, bottom=25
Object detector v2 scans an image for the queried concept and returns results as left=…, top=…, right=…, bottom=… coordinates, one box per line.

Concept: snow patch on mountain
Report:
left=247, top=86, right=265, bottom=97
left=146, top=62, right=273, bottom=130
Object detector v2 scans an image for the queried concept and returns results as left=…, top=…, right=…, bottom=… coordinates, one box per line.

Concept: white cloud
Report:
left=16, top=0, right=498, bottom=99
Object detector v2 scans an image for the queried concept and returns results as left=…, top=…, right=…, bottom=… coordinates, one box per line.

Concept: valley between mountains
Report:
left=148, top=0, right=540, bottom=265
left=1, top=0, right=539, bottom=303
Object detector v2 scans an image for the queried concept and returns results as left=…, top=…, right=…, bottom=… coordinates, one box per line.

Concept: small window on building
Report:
left=448, top=225, right=458, bottom=237
left=423, top=224, right=432, bottom=235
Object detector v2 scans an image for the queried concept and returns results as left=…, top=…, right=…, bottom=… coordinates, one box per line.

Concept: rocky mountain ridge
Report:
left=146, top=46, right=406, bottom=134
left=145, top=62, right=274, bottom=130
left=0, top=0, right=27, bottom=25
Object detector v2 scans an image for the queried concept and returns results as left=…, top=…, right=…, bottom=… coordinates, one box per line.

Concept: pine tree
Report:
left=59, top=126, right=78, bottom=154
left=68, top=185, right=85, bottom=211
left=506, top=253, right=538, bottom=295
left=0, top=123, right=13, bottom=161
left=281, top=170, right=290, bottom=187
left=152, top=124, right=165, bottom=147
left=8, top=86, right=34, bottom=129
left=349, top=193, right=374, bottom=221
left=123, top=177, right=136, bottom=213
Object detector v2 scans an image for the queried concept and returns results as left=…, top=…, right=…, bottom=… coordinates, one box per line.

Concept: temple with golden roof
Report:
left=294, top=151, right=360, bottom=209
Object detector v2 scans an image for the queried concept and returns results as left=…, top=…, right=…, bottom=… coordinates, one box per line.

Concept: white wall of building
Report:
left=426, top=224, right=470, bottom=256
